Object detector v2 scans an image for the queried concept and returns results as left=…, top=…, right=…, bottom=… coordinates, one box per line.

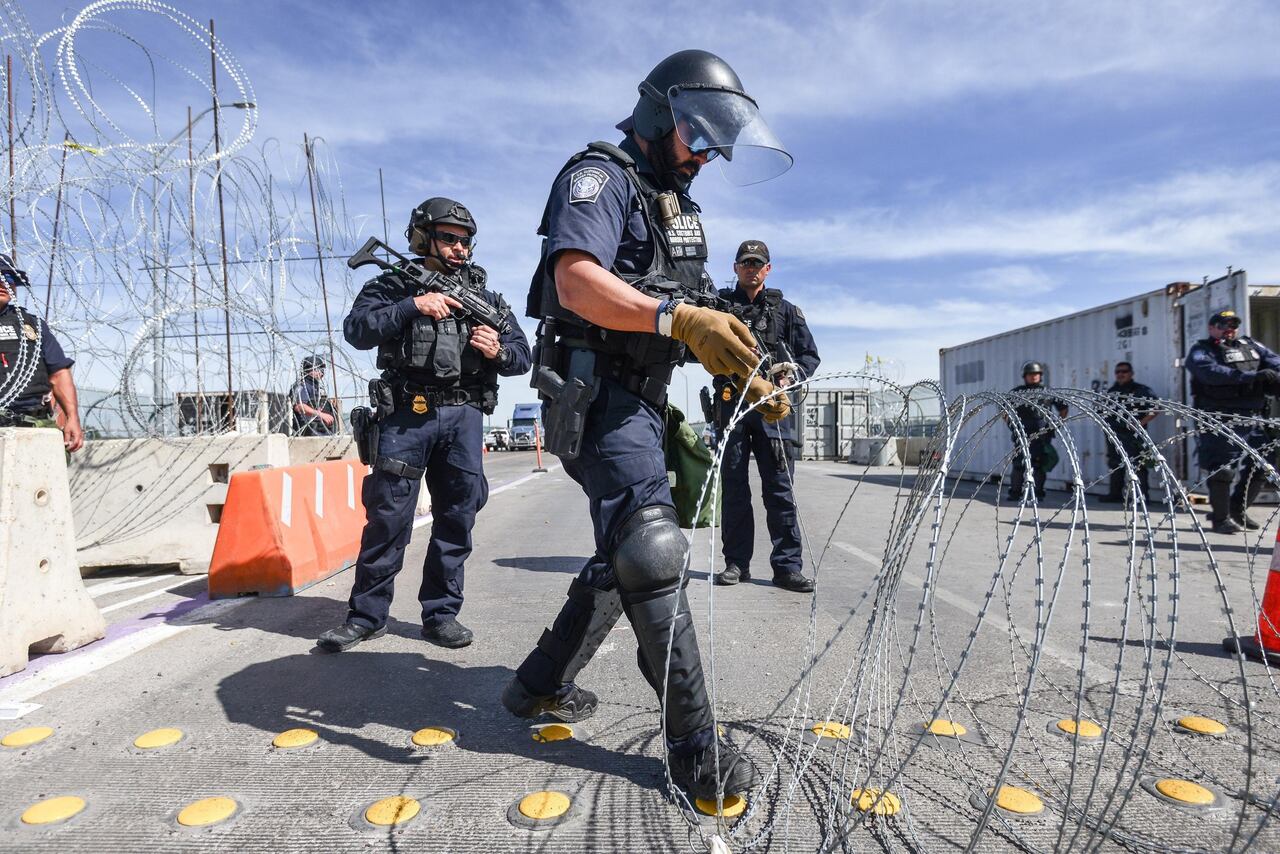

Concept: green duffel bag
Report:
left=665, top=403, right=721, bottom=529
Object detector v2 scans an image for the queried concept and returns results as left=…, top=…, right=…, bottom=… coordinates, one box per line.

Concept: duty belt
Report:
left=395, top=386, right=481, bottom=409
left=0, top=408, right=50, bottom=427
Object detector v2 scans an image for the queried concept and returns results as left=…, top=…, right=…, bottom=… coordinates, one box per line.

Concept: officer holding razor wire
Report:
left=501, top=50, right=792, bottom=802
left=317, top=197, right=529, bottom=653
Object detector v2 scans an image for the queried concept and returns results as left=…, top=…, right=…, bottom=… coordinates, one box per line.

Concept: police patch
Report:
left=568, top=167, right=609, bottom=205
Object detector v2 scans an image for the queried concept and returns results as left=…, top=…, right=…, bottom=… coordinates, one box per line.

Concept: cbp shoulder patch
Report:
left=568, top=166, right=609, bottom=205
left=794, top=306, right=806, bottom=322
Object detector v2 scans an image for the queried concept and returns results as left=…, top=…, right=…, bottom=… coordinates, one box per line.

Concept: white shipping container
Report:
left=800, top=388, right=871, bottom=461
left=939, top=271, right=1280, bottom=492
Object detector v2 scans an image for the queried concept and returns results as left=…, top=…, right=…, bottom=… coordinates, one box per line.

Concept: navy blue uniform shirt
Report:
left=0, top=304, right=73, bottom=411
left=343, top=267, right=531, bottom=377
left=543, top=137, right=680, bottom=280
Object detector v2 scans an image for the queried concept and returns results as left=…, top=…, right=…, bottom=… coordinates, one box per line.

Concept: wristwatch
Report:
left=494, top=344, right=510, bottom=365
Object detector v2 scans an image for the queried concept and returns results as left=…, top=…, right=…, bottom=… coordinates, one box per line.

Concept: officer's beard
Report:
left=651, top=131, right=701, bottom=193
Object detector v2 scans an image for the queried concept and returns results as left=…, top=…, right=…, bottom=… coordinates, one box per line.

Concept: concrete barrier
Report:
left=850, top=436, right=900, bottom=466
left=1, top=428, right=106, bottom=676
left=69, top=434, right=290, bottom=575
left=208, top=458, right=368, bottom=598
left=288, top=435, right=356, bottom=464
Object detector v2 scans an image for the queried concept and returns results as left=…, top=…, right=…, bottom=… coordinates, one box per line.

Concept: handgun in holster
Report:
left=351, top=378, right=395, bottom=466
left=532, top=319, right=600, bottom=461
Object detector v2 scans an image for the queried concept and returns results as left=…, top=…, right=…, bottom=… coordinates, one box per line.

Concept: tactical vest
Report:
left=527, top=141, right=717, bottom=401
left=726, top=287, right=784, bottom=353
left=711, top=288, right=785, bottom=420
left=1190, top=336, right=1264, bottom=410
left=0, top=307, right=50, bottom=412
left=376, top=263, right=502, bottom=413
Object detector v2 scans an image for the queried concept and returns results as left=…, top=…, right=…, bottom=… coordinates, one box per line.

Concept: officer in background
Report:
left=713, top=239, right=820, bottom=592
left=0, top=253, right=84, bottom=451
left=1185, top=309, right=1280, bottom=533
left=291, top=354, right=336, bottom=436
left=502, top=51, right=792, bottom=800
left=318, top=198, right=530, bottom=652
left=1100, top=361, right=1158, bottom=503
left=1005, top=361, right=1068, bottom=501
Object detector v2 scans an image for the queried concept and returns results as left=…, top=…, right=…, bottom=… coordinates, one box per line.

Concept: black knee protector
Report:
left=613, top=505, right=686, bottom=593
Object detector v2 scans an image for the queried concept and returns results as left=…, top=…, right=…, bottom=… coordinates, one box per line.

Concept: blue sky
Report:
left=19, top=0, right=1280, bottom=421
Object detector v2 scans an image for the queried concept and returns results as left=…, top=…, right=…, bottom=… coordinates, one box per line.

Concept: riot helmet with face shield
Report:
left=627, top=49, right=792, bottom=190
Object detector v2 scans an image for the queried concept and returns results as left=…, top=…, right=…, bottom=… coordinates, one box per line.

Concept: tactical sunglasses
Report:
left=679, top=119, right=722, bottom=162
left=1214, top=318, right=1242, bottom=329
left=736, top=258, right=765, bottom=268
left=430, top=230, right=473, bottom=249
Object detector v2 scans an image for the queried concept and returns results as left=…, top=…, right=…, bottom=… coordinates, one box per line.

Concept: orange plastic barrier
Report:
left=208, top=459, right=368, bottom=598
left=1223, top=525, right=1280, bottom=666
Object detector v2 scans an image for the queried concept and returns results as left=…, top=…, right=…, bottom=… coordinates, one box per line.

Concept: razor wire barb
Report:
left=662, top=375, right=1280, bottom=853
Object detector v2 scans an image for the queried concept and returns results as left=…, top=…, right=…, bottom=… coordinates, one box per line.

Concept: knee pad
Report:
left=612, top=505, right=686, bottom=593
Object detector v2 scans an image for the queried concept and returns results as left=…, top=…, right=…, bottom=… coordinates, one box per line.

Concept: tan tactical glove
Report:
left=670, top=303, right=759, bottom=378
left=743, top=376, right=791, bottom=424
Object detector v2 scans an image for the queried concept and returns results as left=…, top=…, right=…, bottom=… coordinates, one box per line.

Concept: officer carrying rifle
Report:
left=317, top=197, right=530, bottom=653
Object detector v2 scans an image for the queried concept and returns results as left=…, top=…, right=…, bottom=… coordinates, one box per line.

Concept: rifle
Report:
left=347, top=236, right=512, bottom=335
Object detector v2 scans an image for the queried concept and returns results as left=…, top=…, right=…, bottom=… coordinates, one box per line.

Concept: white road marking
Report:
left=100, top=578, right=197, bottom=614
left=412, top=464, right=560, bottom=529
left=832, top=540, right=1110, bottom=682
left=88, top=573, right=180, bottom=599
left=0, top=600, right=245, bottom=704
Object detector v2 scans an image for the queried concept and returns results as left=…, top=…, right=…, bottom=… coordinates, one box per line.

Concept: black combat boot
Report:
left=669, top=740, right=757, bottom=800
left=714, top=564, right=750, bottom=586
left=421, top=618, right=473, bottom=648
left=316, top=622, right=386, bottom=652
left=502, top=678, right=599, bottom=722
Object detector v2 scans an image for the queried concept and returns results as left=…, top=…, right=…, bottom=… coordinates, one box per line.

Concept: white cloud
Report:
left=713, top=162, right=1280, bottom=264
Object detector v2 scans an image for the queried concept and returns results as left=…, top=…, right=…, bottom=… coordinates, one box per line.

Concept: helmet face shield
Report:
left=668, top=86, right=793, bottom=185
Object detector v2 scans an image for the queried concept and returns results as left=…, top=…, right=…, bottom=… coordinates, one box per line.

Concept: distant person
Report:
left=712, top=239, right=820, bottom=593
left=291, top=354, right=336, bottom=436
left=1100, top=362, right=1158, bottom=503
left=0, top=253, right=84, bottom=451
left=1185, top=309, right=1280, bottom=533
left=1005, top=361, right=1068, bottom=501
left=317, top=198, right=529, bottom=653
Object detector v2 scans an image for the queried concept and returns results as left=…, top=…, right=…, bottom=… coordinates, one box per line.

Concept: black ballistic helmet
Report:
left=626, top=50, right=792, bottom=186
left=0, top=252, right=30, bottom=293
left=1022, top=361, right=1046, bottom=377
left=302, top=354, right=326, bottom=372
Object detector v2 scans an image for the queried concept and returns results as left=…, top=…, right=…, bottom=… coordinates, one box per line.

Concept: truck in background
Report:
left=509, top=402, right=542, bottom=451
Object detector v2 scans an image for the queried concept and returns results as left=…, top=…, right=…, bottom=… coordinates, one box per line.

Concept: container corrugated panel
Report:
left=801, top=389, right=871, bottom=460
left=939, top=286, right=1188, bottom=492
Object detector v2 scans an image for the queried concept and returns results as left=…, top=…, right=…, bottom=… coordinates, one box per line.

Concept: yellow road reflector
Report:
left=519, top=791, right=571, bottom=820
left=811, top=721, right=851, bottom=739
left=1155, top=779, right=1215, bottom=806
left=851, top=788, right=901, bottom=816
left=1177, top=715, right=1227, bottom=735
left=177, top=797, right=237, bottom=827
left=1056, top=719, right=1102, bottom=738
left=532, top=723, right=573, bottom=743
left=3, top=726, right=54, bottom=748
left=990, top=785, right=1044, bottom=815
left=695, top=794, right=746, bottom=818
left=134, top=728, right=183, bottom=749
left=410, top=726, right=454, bottom=747
left=272, top=728, right=318, bottom=749
left=925, top=719, right=966, bottom=737
left=21, top=795, right=86, bottom=825
left=364, top=795, right=420, bottom=826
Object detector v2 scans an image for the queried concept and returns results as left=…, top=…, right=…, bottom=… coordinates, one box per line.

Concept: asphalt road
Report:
left=2, top=453, right=1279, bottom=852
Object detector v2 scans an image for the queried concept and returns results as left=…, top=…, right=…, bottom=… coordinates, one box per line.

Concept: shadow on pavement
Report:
left=215, top=651, right=664, bottom=791
left=493, top=555, right=586, bottom=574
